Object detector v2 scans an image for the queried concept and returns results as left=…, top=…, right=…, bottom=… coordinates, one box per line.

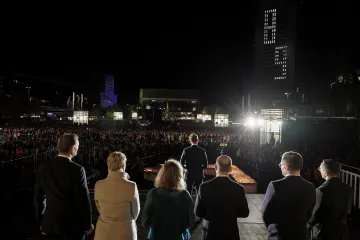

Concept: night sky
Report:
left=4, top=1, right=359, bottom=107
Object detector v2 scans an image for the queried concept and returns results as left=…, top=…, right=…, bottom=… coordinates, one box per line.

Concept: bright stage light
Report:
left=246, top=117, right=255, bottom=126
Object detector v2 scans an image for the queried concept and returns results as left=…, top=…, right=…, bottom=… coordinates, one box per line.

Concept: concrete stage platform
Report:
left=135, top=192, right=267, bottom=240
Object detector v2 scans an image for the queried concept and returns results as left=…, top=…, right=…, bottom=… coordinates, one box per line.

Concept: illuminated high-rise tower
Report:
left=100, top=75, right=117, bottom=108
left=254, top=0, right=299, bottom=108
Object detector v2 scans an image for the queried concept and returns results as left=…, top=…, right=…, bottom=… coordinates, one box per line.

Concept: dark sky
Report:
left=4, top=1, right=360, bottom=106
left=7, top=13, right=256, bottom=105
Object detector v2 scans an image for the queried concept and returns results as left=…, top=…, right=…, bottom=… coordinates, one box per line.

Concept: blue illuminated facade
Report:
left=100, top=75, right=117, bottom=108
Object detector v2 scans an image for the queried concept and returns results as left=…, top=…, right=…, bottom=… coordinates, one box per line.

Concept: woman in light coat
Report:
left=94, top=152, right=140, bottom=240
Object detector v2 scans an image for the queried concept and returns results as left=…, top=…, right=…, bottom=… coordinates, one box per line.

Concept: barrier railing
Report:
left=0, top=148, right=99, bottom=196
left=340, top=164, right=360, bottom=211
left=1, top=150, right=56, bottom=196
left=0, top=148, right=165, bottom=196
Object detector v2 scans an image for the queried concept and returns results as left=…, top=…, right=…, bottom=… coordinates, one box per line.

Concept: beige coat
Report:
left=94, top=172, right=140, bottom=240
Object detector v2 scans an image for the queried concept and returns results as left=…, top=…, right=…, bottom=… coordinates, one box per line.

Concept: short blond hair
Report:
left=107, top=152, right=127, bottom=172
left=155, top=159, right=186, bottom=191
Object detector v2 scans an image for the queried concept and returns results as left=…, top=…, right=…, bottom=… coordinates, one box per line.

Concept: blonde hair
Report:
left=107, top=152, right=127, bottom=172
left=155, top=159, right=186, bottom=191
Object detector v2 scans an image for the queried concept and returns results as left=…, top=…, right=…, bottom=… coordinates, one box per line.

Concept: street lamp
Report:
left=284, top=92, right=291, bottom=100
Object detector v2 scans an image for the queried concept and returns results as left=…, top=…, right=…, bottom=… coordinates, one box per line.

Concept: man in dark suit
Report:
left=308, top=159, right=353, bottom=240
left=261, top=151, right=316, bottom=240
left=180, top=133, right=208, bottom=194
left=194, top=155, right=249, bottom=240
left=34, top=134, right=93, bottom=240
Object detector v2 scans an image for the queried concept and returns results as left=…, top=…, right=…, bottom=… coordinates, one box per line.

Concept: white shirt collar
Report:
left=285, top=174, right=301, bottom=177
left=58, top=154, right=72, bottom=161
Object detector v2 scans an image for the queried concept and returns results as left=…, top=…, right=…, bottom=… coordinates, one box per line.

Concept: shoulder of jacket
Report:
left=233, top=180, right=246, bottom=190
left=123, top=179, right=137, bottom=187
left=94, top=179, right=104, bottom=189
left=69, top=160, right=83, bottom=170
left=271, top=178, right=282, bottom=185
left=301, top=178, right=315, bottom=187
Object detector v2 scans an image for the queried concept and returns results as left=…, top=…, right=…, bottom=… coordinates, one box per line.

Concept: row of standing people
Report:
left=33, top=133, right=247, bottom=240
left=34, top=133, right=354, bottom=240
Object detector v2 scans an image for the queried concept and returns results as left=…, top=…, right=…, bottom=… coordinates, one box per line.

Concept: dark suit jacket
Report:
left=34, top=156, right=92, bottom=234
left=308, top=177, right=353, bottom=240
left=194, top=176, right=249, bottom=240
left=180, top=145, right=208, bottom=179
left=261, top=176, right=316, bottom=240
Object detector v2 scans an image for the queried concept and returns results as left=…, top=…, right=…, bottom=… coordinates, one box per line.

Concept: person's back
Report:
left=94, top=152, right=140, bottom=240
left=183, top=145, right=207, bottom=175
left=147, top=188, right=192, bottom=239
left=195, top=155, right=249, bottom=240
left=141, top=160, right=195, bottom=240
left=34, top=134, right=93, bottom=240
left=309, top=159, right=353, bottom=240
left=262, top=151, right=316, bottom=240
left=35, top=157, right=90, bottom=232
left=180, top=133, right=208, bottom=193
left=269, top=176, right=315, bottom=236
left=197, top=177, right=249, bottom=240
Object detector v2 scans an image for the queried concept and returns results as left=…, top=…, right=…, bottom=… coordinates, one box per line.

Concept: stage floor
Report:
left=136, top=192, right=267, bottom=240
left=4, top=189, right=360, bottom=239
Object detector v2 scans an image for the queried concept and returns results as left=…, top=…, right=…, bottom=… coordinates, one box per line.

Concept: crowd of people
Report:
left=0, top=123, right=236, bottom=161
left=1, top=122, right=359, bottom=193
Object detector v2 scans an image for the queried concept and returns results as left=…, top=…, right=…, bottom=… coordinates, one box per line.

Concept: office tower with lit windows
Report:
left=254, top=0, right=299, bottom=108
left=100, top=75, right=118, bottom=108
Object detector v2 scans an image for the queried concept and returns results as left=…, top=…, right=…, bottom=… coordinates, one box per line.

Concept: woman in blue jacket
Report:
left=141, top=159, right=195, bottom=240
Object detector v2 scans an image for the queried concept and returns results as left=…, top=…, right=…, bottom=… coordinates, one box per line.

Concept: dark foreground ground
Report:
left=1, top=188, right=360, bottom=240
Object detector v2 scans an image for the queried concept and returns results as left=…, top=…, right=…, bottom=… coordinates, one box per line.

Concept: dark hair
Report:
left=322, top=159, right=341, bottom=175
left=282, top=151, right=303, bottom=170
left=216, top=155, right=232, bottom=172
left=189, top=133, right=199, bottom=143
left=57, top=134, right=78, bottom=153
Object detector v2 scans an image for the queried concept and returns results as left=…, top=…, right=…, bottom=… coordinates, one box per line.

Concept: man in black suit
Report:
left=308, top=159, right=353, bottom=240
left=194, top=155, right=249, bottom=240
left=34, top=134, right=93, bottom=240
left=180, top=133, right=208, bottom=194
left=261, top=151, right=316, bottom=240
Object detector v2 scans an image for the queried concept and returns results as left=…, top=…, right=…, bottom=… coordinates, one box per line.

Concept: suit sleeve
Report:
left=74, top=167, right=92, bottom=230
left=308, top=188, right=324, bottom=227
left=185, top=190, right=195, bottom=227
left=194, top=184, right=206, bottom=218
left=131, top=183, right=140, bottom=220
left=237, top=187, right=250, bottom=218
left=141, top=189, right=154, bottom=228
left=202, top=149, right=208, bottom=170
left=180, top=149, right=186, bottom=169
left=34, top=170, right=45, bottom=223
left=261, top=182, right=276, bottom=227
